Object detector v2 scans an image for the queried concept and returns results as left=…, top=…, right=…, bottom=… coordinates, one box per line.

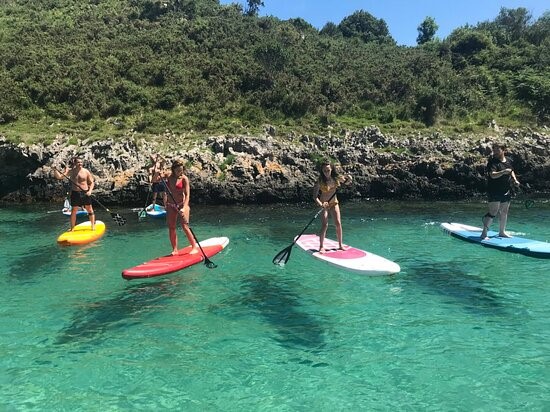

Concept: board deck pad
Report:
left=441, top=222, right=550, bottom=259
left=295, top=234, right=400, bottom=275
left=57, top=220, right=106, bottom=246
left=122, top=237, right=229, bottom=280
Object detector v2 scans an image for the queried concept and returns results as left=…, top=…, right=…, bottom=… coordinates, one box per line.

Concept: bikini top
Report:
left=319, top=178, right=339, bottom=193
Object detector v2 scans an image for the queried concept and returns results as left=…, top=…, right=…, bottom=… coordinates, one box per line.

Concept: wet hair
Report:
left=492, top=143, right=506, bottom=150
left=171, top=159, right=185, bottom=172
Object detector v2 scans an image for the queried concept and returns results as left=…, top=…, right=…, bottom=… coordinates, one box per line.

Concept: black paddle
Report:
left=272, top=192, right=336, bottom=266
left=138, top=184, right=152, bottom=219
left=512, top=182, right=535, bottom=209
left=161, top=176, right=217, bottom=269
left=54, top=167, right=127, bottom=226
left=521, top=183, right=535, bottom=209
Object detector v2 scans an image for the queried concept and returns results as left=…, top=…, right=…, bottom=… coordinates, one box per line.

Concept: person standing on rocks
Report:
left=147, top=154, right=167, bottom=210
left=53, top=157, right=96, bottom=231
left=163, top=159, right=199, bottom=256
left=312, top=161, right=353, bottom=253
left=480, top=143, right=520, bottom=239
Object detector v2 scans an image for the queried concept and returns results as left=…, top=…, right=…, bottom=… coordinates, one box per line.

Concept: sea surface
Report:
left=1, top=200, right=549, bottom=411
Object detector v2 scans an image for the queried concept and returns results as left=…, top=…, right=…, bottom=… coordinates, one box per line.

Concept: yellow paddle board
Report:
left=57, top=220, right=106, bottom=246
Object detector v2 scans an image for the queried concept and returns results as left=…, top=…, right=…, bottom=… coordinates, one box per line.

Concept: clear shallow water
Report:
left=1, top=200, right=549, bottom=410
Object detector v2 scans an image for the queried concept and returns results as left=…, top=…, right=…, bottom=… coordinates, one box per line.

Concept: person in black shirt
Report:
left=480, top=143, right=520, bottom=239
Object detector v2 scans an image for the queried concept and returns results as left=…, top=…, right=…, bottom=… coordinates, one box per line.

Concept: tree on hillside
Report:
left=494, top=7, right=531, bottom=42
left=477, top=7, right=532, bottom=45
left=320, top=22, right=340, bottom=37
left=417, top=16, right=438, bottom=44
left=338, top=10, right=394, bottom=44
left=447, top=27, right=494, bottom=67
left=245, top=0, right=264, bottom=17
left=527, top=11, right=550, bottom=45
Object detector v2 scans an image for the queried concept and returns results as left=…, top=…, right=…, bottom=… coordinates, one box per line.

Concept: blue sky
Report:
left=220, top=0, right=548, bottom=46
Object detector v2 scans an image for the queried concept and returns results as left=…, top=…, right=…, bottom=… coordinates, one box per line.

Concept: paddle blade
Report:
left=525, top=199, right=535, bottom=209
left=138, top=209, right=147, bottom=219
left=272, top=245, right=292, bottom=266
left=111, top=213, right=127, bottom=226
left=204, top=259, right=217, bottom=269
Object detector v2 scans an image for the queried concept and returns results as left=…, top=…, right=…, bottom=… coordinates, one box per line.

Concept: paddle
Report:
left=513, top=182, right=535, bottom=209
left=54, top=167, right=127, bottom=226
left=138, top=184, right=152, bottom=219
left=272, top=192, right=336, bottom=266
left=161, top=176, right=217, bottom=269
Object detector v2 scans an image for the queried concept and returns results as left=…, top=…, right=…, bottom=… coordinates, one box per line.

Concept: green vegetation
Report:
left=0, top=0, right=548, bottom=143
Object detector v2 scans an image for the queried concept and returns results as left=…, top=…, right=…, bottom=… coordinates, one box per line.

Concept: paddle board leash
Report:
left=161, top=176, right=217, bottom=269
left=53, top=166, right=127, bottom=226
left=272, top=191, right=337, bottom=266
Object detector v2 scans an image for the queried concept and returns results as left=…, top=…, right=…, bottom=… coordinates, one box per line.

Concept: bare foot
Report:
left=318, top=247, right=326, bottom=254
left=171, top=250, right=179, bottom=256
left=499, top=233, right=512, bottom=238
left=189, top=247, right=200, bottom=255
left=338, top=245, right=349, bottom=251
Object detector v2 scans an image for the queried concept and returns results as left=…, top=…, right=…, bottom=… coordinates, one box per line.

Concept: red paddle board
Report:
left=122, top=237, right=229, bottom=280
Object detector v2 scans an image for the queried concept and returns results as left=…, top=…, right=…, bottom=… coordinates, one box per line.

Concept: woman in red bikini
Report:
left=312, top=161, right=353, bottom=253
left=164, top=159, right=199, bottom=256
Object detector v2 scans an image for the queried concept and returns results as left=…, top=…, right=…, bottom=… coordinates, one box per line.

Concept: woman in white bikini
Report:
left=312, top=161, right=352, bottom=253
left=164, top=159, right=199, bottom=256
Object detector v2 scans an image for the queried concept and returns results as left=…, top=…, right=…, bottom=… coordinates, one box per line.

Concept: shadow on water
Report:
left=6, top=244, right=67, bottom=280
left=218, top=274, right=326, bottom=351
left=55, top=279, right=180, bottom=345
left=400, top=259, right=511, bottom=317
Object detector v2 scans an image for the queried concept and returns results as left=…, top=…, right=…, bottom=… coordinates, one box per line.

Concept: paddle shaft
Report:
left=160, top=176, right=215, bottom=267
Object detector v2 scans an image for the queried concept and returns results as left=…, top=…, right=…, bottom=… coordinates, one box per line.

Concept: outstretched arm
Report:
left=53, top=165, right=70, bottom=180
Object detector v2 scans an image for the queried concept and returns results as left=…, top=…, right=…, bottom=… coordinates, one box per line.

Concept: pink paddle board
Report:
left=295, top=234, right=400, bottom=275
left=122, top=237, right=229, bottom=280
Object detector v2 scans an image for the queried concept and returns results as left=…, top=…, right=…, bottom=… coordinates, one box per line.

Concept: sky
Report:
left=220, top=0, right=548, bottom=46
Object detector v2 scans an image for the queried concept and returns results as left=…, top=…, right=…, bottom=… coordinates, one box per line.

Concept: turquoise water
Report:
left=1, top=200, right=549, bottom=410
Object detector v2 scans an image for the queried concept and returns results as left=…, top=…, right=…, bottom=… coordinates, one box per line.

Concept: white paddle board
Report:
left=295, top=234, right=400, bottom=275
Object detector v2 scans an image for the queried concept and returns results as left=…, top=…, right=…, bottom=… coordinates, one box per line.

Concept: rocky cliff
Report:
left=1, top=126, right=549, bottom=205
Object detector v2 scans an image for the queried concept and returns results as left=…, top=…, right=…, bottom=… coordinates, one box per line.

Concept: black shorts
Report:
left=152, top=182, right=166, bottom=193
left=70, top=190, right=92, bottom=207
left=488, top=191, right=511, bottom=203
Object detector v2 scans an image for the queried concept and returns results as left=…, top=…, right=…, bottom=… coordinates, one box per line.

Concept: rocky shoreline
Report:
left=1, top=126, right=549, bottom=205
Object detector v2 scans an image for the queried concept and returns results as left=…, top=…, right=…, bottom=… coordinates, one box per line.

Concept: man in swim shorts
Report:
left=54, top=157, right=96, bottom=231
